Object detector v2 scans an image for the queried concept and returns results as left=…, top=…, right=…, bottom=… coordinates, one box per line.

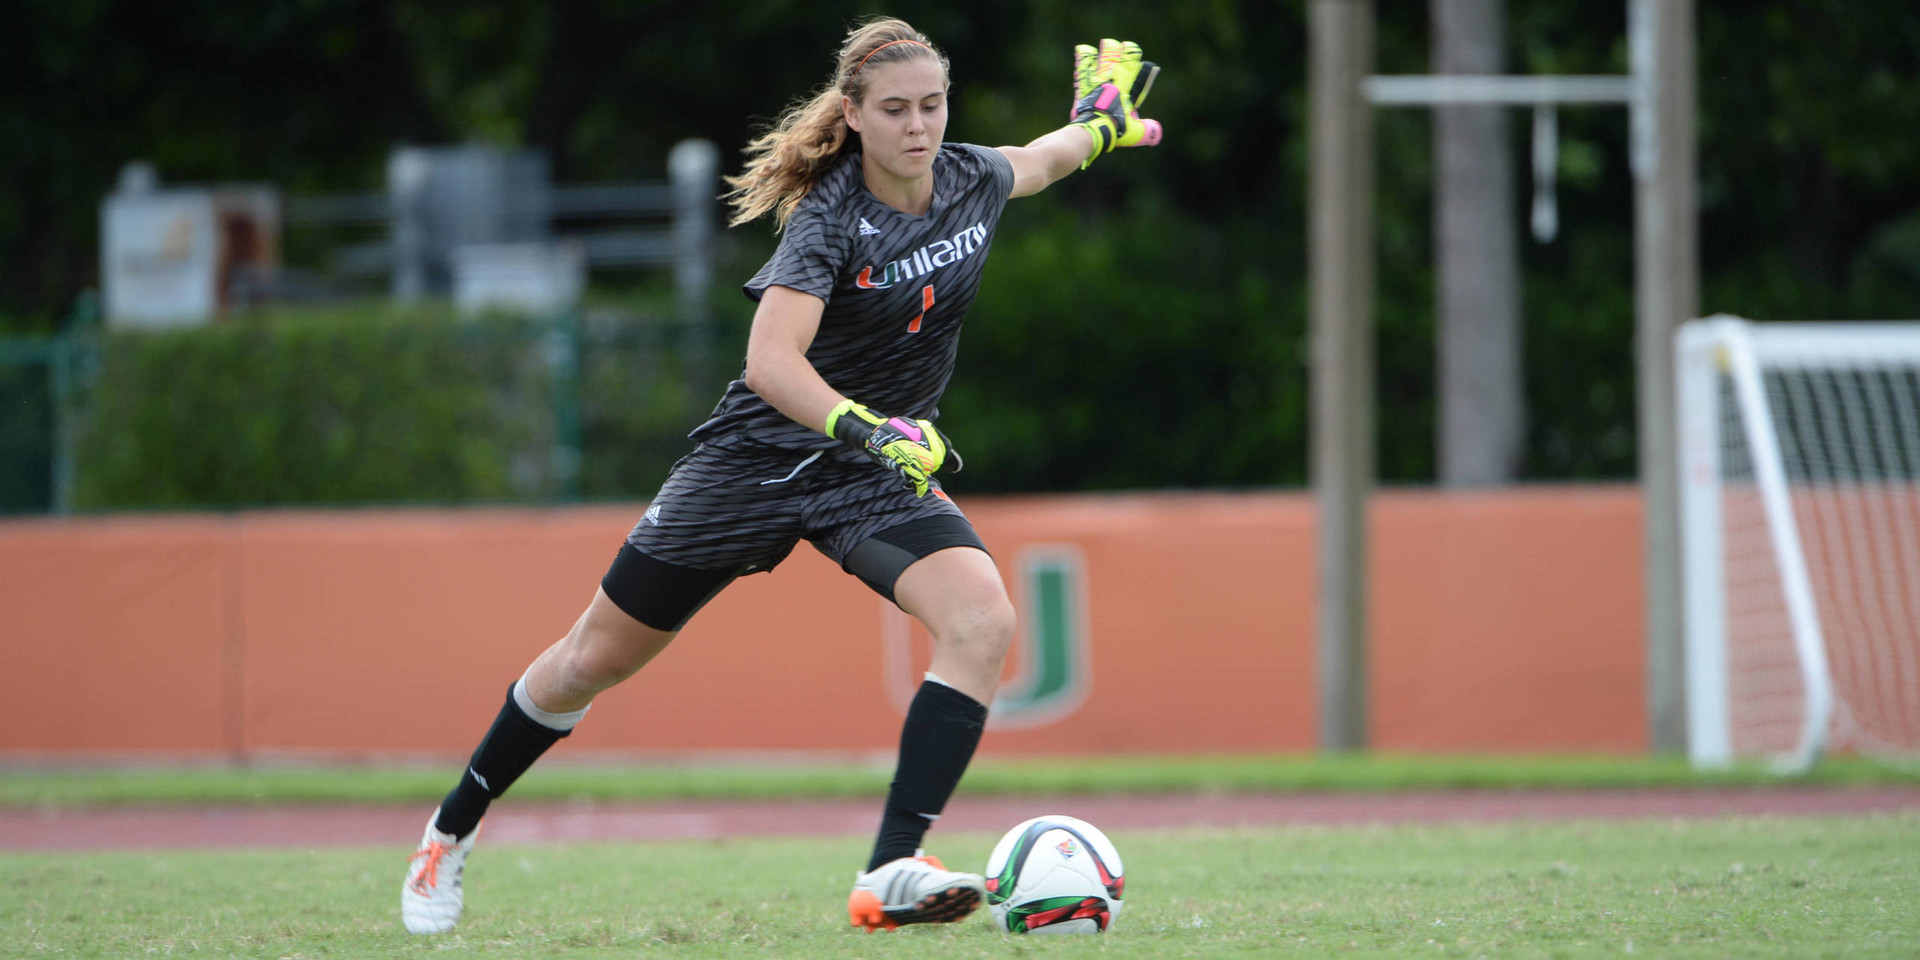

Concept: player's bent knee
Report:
left=937, top=597, right=1016, bottom=666
left=972, top=599, right=1018, bottom=658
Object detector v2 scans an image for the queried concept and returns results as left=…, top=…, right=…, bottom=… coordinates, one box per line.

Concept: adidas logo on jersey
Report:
left=858, top=217, right=882, bottom=237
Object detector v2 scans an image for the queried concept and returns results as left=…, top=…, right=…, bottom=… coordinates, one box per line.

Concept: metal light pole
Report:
left=1309, top=0, right=1375, bottom=752
left=1632, top=0, right=1698, bottom=754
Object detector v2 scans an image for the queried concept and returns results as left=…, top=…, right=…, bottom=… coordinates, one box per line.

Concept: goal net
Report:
left=1678, top=315, right=1920, bottom=771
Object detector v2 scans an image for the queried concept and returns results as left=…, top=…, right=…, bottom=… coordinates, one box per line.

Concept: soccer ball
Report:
left=983, top=815, right=1125, bottom=934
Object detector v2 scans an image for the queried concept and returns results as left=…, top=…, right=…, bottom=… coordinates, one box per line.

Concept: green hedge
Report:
left=53, top=198, right=1653, bottom=512
left=69, top=306, right=716, bottom=510
left=0, top=360, right=53, bottom=512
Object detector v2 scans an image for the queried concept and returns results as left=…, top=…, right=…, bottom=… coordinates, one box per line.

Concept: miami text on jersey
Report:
left=854, top=222, right=989, bottom=290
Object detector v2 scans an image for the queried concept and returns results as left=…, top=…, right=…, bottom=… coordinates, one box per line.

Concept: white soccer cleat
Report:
left=847, top=852, right=987, bottom=932
left=401, top=808, right=478, bottom=934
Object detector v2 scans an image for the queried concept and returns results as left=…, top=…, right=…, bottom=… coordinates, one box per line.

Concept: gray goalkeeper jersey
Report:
left=692, top=143, right=1016, bottom=454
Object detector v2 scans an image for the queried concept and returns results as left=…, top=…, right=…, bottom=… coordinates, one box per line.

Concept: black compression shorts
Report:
left=599, top=437, right=987, bottom=630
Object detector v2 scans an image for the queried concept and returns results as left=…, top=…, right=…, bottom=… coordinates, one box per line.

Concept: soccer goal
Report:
left=1679, top=315, right=1920, bottom=772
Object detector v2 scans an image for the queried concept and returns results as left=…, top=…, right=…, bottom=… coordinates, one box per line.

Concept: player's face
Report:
left=846, top=58, right=949, bottom=181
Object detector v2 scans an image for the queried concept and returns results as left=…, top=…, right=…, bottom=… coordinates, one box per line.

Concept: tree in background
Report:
left=1431, top=0, right=1522, bottom=487
left=4, top=0, right=1920, bottom=499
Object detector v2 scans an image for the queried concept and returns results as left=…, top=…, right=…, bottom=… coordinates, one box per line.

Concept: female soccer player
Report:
left=402, top=18, right=1160, bottom=934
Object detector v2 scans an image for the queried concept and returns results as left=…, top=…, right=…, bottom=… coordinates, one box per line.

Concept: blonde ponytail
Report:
left=723, top=18, right=948, bottom=230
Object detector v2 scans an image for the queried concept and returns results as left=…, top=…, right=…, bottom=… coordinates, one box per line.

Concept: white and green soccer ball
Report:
left=983, top=814, right=1125, bottom=934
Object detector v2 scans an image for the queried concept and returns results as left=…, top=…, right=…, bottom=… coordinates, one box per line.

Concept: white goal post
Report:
left=1678, top=315, right=1920, bottom=771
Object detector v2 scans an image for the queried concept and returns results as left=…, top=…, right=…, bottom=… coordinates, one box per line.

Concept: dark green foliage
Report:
left=6, top=1, right=1920, bottom=504
left=0, top=361, right=54, bottom=513
left=74, top=309, right=531, bottom=507
left=573, top=311, right=733, bottom=500
left=948, top=208, right=1307, bottom=492
left=67, top=307, right=713, bottom=509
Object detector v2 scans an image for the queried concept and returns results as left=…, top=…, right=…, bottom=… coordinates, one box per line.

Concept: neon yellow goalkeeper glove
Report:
left=1072, top=42, right=1102, bottom=114
left=1069, top=38, right=1162, bottom=169
left=1072, top=40, right=1158, bottom=115
left=825, top=399, right=951, bottom=498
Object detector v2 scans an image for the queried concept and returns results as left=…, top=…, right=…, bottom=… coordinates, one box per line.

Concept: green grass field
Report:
left=4, top=756, right=1917, bottom=957
left=4, top=815, right=1915, bottom=958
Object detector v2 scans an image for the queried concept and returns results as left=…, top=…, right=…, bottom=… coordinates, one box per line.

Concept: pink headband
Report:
left=853, top=38, right=929, bottom=74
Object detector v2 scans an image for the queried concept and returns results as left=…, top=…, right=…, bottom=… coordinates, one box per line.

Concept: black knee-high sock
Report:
left=434, top=683, right=571, bottom=838
left=867, top=680, right=988, bottom=871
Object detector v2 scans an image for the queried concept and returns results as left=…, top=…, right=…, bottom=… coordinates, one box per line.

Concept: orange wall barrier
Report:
left=0, top=487, right=1645, bottom=760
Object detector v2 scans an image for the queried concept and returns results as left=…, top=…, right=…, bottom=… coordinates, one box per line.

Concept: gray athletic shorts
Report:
left=603, top=436, right=986, bottom=630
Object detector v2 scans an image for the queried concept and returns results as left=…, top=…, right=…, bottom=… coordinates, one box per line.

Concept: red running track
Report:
left=3, top=787, right=1917, bottom=852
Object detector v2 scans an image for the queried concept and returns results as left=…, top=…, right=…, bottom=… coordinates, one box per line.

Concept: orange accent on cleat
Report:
left=407, top=820, right=483, bottom=897
left=848, top=853, right=985, bottom=931
left=407, top=840, right=452, bottom=896
left=401, top=813, right=479, bottom=934
left=848, top=888, right=898, bottom=932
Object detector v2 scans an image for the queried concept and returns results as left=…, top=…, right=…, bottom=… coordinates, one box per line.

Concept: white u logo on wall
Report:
left=881, top=545, right=1091, bottom=729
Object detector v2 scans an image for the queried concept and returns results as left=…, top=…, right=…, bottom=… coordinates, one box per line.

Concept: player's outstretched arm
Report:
left=1000, top=126, right=1100, bottom=198
left=999, top=38, right=1162, bottom=199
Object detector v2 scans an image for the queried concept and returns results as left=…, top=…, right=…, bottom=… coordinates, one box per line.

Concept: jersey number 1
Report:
left=907, top=284, right=934, bottom=333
